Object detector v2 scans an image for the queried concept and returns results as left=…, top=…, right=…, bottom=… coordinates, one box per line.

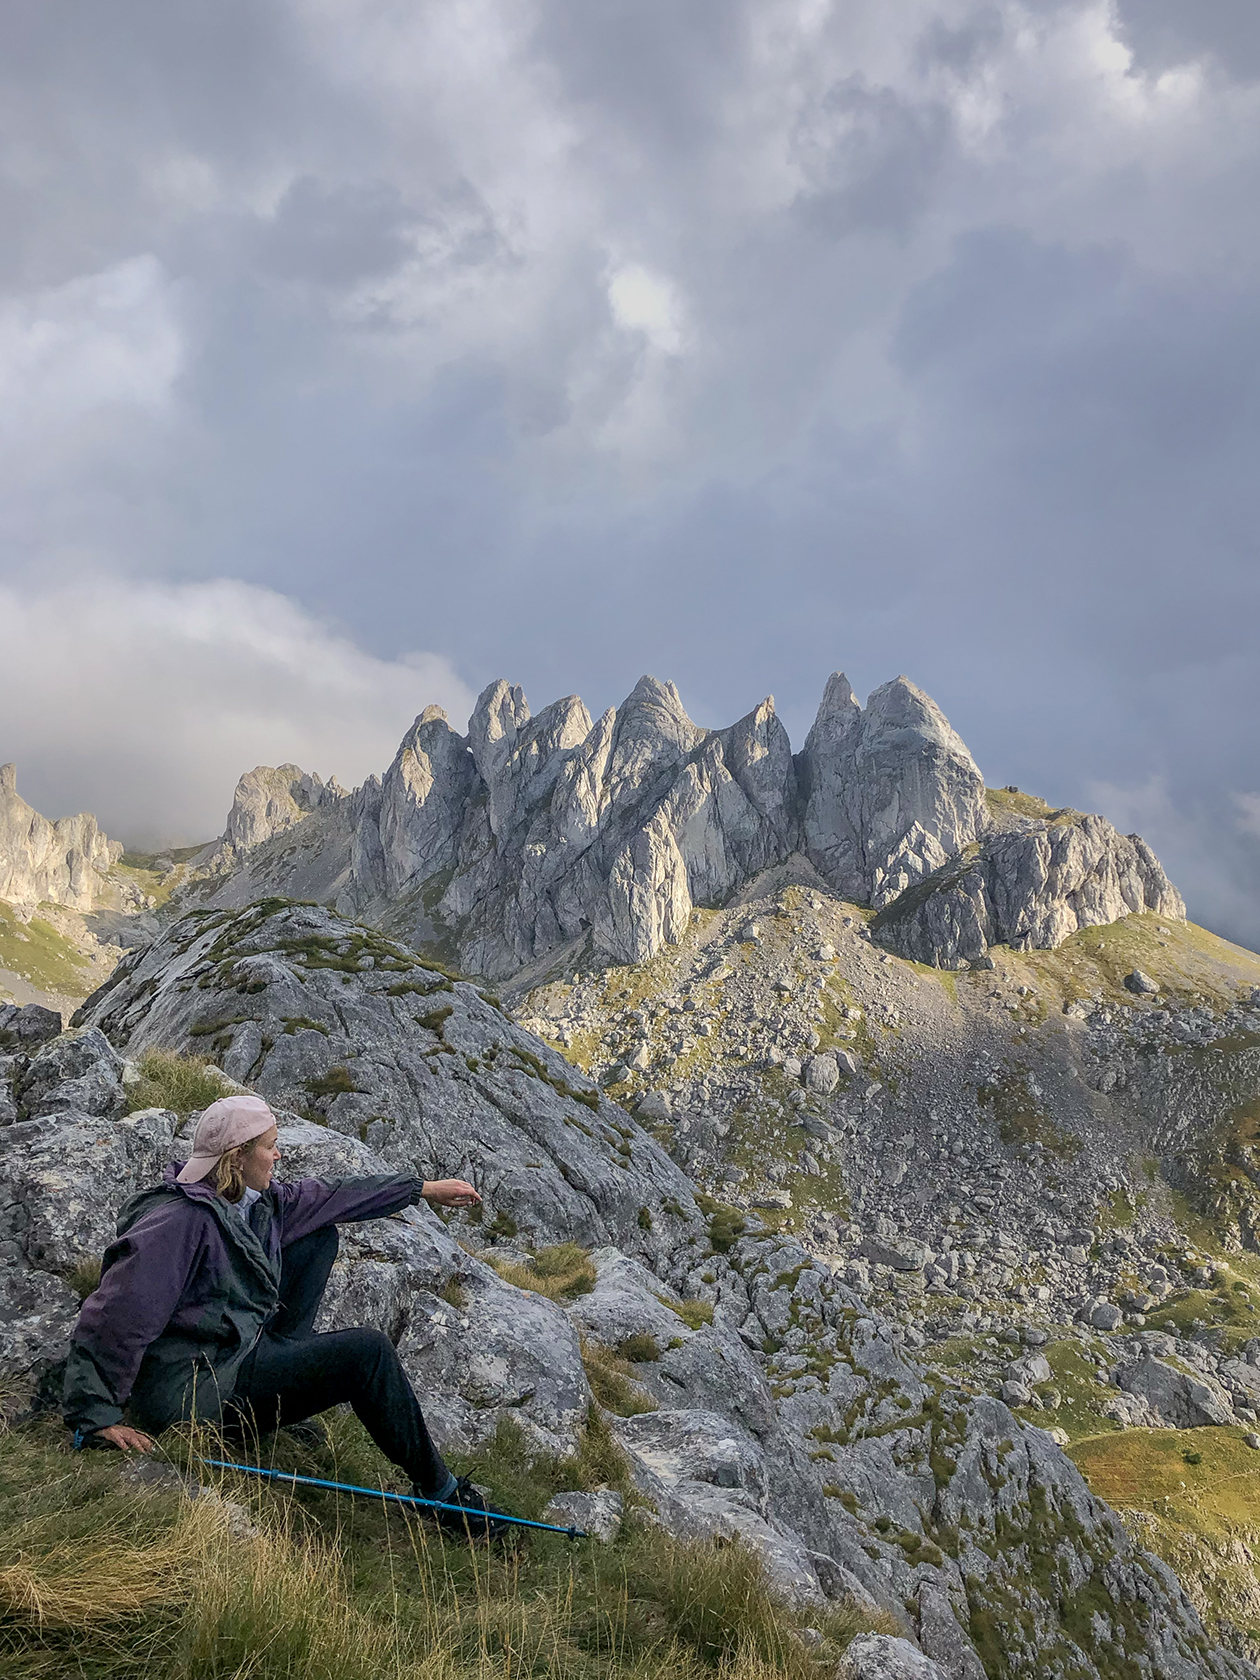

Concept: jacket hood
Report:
left=116, top=1167, right=280, bottom=1300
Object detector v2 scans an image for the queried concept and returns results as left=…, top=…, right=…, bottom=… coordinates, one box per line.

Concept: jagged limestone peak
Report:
left=175, top=664, right=1185, bottom=982
left=0, top=763, right=121, bottom=913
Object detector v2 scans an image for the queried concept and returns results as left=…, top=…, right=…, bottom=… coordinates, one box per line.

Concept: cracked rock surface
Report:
left=0, top=904, right=1251, bottom=1677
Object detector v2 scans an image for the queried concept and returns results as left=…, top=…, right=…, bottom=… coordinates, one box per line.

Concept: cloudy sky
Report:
left=2, top=1, right=1259, bottom=943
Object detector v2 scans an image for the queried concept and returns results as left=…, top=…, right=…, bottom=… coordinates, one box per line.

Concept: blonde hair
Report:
left=211, top=1143, right=252, bottom=1202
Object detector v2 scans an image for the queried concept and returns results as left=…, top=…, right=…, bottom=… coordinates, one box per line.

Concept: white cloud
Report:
left=0, top=256, right=182, bottom=436
left=607, top=264, right=686, bottom=354
left=0, top=574, right=475, bottom=847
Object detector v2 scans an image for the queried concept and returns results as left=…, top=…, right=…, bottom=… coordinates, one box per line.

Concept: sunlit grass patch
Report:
left=126, top=1049, right=231, bottom=1116
left=486, top=1243, right=597, bottom=1301
left=0, top=901, right=88, bottom=997
left=1070, top=1425, right=1260, bottom=1520
left=580, top=1340, right=659, bottom=1418
left=1010, top=1340, right=1118, bottom=1443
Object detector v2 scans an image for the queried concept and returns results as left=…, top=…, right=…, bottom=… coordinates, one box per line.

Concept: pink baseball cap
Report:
left=176, top=1094, right=277, bottom=1184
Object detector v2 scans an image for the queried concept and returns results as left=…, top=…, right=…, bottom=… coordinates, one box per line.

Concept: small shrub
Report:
left=64, top=1257, right=102, bottom=1301
left=303, top=1065, right=363, bottom=1098
left=669, top=1297, right=715, bottom=1331
left=638, top=1206, right=653, bottom=1231
left=621, top=1531, right=883, bottom=1671
left=489, top=1242, right=596, bottom=1301
left=1182, top=1449, right=1203, bottom=1466
left=580, top=1339, right=659, bottom=1417
left=126, top=1049, right=229, bottom=1116
left=708, top=1206, right=746, bottom=1253
left=617, top=1332, right=660, bottom=1364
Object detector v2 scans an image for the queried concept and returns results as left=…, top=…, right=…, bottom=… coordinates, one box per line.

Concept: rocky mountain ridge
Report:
left=0, top=763, right=122, bottom=913
left=174, top=669, right=1182, bottom=983
left=1, top=904, right=1256, bottom=1678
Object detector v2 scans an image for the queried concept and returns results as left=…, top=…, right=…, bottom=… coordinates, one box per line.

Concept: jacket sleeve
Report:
left=274, top=1175, right=425, bottom=1246
left=62, top=1201, right=205, bottom=1437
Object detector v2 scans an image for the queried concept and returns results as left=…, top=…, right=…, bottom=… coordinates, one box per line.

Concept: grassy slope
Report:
left=1069, top=1426, right=1260, bottom=1655
left=0, top=901, right=90, bottom=996
left=0, top=1410, right=879, bottom=1680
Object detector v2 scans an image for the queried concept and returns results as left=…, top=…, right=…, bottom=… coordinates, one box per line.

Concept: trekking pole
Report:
left=199, top=1457, right=589, bottom=1539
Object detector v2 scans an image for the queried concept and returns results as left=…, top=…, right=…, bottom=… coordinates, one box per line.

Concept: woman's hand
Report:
left=422, top=1178, right=482, bottom=1209
left=94, top=1423, right=154, bottom=1453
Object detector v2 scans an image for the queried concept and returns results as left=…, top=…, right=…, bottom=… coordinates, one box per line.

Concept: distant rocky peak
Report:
left=860, top=676, right=978, bottom=765
left=606, top=675, right=704, bottom=798
left=186, top=662, right=1185, bottom=981
left=799, top=671, right=985, bottom=906
left=222, top=764, right=343, bottom=855
left=0, top=763, right=121, bottom=912
left=469, top=683, right=592, bottom=840
left=468, top=680, right=531, bottom=789
left=807, top=670, right=861, bottom=736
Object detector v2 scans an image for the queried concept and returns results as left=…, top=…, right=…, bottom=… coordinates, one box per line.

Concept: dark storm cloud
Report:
left=1, top=1, right=1259, bottom=944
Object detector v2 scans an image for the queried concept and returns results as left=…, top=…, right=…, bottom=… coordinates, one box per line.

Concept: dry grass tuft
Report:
left=580, top=1340, right=659, bottom=1417
left=0, top=1409, right=883, bottom=1680
left=126, top=1049, right=232, bottom=1117
left=486, top=1243, right=597, bottom=1301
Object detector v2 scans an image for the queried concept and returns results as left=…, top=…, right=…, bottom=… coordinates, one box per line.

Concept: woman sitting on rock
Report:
left=62, top=1093, right=507, bottom=1541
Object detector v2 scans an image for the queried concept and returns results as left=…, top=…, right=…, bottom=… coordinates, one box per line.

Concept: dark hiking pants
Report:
left=227, top=1224, right=450, bottom=1495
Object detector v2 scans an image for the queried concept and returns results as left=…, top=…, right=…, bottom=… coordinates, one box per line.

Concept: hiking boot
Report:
left=416, top=1474, right=512, bottom=1543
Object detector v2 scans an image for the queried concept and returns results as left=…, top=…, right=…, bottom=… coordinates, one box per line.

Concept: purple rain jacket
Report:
left=62, top=1164, right=424, bottom=1437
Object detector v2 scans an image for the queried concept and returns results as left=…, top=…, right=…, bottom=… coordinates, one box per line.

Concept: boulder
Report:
left=0, top=1003, right=62, bottom=1054
left=857, top=1234, right=931, bottom=1273
left=804, top=1054, right=840, bottom=1095
left=611, top=1406, right=828, bottom=1604
left=1116, top=1355, right=1236, bottom=1428
left=542, top=1489, right=623, bottom=1542
left=16, top=1027, right=126, bottom=1122
left=1078, top=1298, right=1124, bottom=1333
left=565, top=1247, right=690, bottom=1350
left=1013, top=1353, right=1053, bottom=1385
left=839, top=1635, right=950, bottom=1679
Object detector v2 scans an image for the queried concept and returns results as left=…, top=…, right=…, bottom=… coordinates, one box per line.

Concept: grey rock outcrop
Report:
left=181, top=668, right=1184, bottom=980
left=0, top=1003, right=62, bottom=1054
left=800, top=676, right=987, bottom=910
left=0, top=763, right=121, bottom=911
left=541, top=1488, right=623, bottom=1542
left=871, top=813, right=1185, bottom=969
left=0, top=929, right=1253, bottom=1677
left=839, top=1636, right=950, bottom=1680
left=76, top=901, right=702, bottom=1255
left=197, top=763, right=347, bottom=874
left=1116, top=1354, right=1237, bottom=1428
left=15, top=1026, right=126, bottom=1122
